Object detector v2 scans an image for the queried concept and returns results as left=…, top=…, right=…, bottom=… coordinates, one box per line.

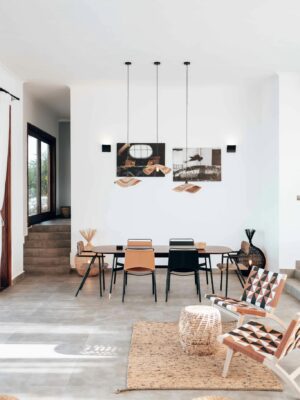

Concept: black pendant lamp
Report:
left=173, top=62, right=201, bottom=193
left=143, top=61, right=171, bottom=176
left=115, top=62, right=141, bottom=187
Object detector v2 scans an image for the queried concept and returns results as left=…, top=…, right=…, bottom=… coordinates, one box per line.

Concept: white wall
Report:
left=0, top=62, right=24, bottom=279
left=278, top=73, right=300, bottom=268
left=23, top=84, right=60, bottom=216
left=71, top=77, right=279, bottom=269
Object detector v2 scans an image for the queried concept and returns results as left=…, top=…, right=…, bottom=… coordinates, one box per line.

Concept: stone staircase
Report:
left=285, top=265, right=300, bottom=302
left=24, top=223, right=71, bottom=274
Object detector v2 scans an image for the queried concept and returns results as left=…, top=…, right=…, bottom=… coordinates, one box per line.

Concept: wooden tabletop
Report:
left=91, top=245, right=232, bottom=255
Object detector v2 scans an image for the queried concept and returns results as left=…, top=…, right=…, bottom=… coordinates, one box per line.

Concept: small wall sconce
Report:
left=226, top=145, right=236, bottom=153
left=102, top=144, right=111, bottom=153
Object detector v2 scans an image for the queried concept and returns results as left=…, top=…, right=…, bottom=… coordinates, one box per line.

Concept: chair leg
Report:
left=220, top=270, right=223, bottom=291
left=196, top=271, right=201, bottom=302
left=98, top=259, right=102, bottom=297
left=222, top=348, right=234, bottom=378
left=265, top=360, right=300, bottom=397
left=152, top=272, right=155, bottom=295
left=205, top=259, right=209, bottom=284
left=208, top=255, right=215, bottom=294
left=153, top=272, right=157, bottom=302
left=165, top=271, right=170, bottom=302
left=195, top=271, right=199, bottom=294
left=122, top=271, right=126, bottom=303
left=237, top=314, right=245, bottom=326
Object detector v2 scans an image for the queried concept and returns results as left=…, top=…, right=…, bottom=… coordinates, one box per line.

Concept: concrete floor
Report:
left=0, top=270, right=299, bottom=400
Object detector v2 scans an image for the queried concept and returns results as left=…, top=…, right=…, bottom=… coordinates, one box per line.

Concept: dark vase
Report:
left=239, top=229, right=266, bottom=276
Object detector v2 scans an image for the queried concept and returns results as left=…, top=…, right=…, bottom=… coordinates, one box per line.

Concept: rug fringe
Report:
left=114, top=388, right=133, bottom=394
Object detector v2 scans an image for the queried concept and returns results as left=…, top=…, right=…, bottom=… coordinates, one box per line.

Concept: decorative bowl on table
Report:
left=195, top=242, right=206, bottom=250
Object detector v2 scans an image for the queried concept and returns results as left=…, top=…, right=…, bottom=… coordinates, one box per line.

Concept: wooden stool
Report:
left=179, top=305, right=221, bottom=355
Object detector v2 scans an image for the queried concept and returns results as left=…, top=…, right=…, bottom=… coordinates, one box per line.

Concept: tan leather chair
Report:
left=122, top=247, right=156, bottom=302
left=127, top=239, right=152, bottom=247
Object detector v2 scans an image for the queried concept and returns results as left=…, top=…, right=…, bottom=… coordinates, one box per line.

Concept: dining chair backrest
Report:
left=77, top=241, right=84, bottom=255
left=241, top=266, right=287, bottom=312
left=124, top=248, right=155, bottom=271
left=169, top=238, right=194, bottom=247
left=127, top=239, right=152, bottom=247
left=275, top=312, right=300, bottom=360
left=168, top=248, right=199, bottom=272
left=240, top=240, right=250, bottom=255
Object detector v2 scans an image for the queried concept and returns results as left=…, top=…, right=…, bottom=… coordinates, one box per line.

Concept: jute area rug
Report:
left=126, top=321, right=282, bottom=391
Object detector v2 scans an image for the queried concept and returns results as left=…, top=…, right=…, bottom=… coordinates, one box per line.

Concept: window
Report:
left=27, top=124, right=56, bottom=225
left=129, top=144, right=153, bottom=159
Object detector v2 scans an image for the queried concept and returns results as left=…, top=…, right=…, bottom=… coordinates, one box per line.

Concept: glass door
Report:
left=27, top=124, right=56, bottom=225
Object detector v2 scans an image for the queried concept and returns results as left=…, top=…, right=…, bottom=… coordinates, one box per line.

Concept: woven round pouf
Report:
left=179, top=305, right=222, bottom=355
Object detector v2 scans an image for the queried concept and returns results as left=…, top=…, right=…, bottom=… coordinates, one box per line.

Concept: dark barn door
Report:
left=0, top=106, right=12, bottom=290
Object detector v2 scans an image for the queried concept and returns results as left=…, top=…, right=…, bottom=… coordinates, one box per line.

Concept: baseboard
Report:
left=12, top=271, right=25, bottom=285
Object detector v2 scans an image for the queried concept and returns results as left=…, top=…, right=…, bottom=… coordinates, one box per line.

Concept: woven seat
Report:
left=205, top=294, right=267, bottom=317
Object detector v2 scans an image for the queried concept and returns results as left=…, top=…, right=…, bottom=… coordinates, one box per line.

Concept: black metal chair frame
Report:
left=166, top=248, right=202, bottom=302
left=75, top=251, right=106, bottom=297
left=220, top=251, right=247, bottom=298
left=122, top=247, right=157, bottom=303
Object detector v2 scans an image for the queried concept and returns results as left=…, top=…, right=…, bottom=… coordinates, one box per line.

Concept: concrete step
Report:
left=24, top=239, right=71, bottom=249
left=24, top=256, right=70, bottom=265
left=294, top=269, right=300, bottom=280
left=30, top=224, right=71, bottom=233
left=24, top=248, right=70, bottom=257
left=24, top=265, right=71, bottom=274
left=285, top=278, right=300, bottom=302
left=27, top=232, right=70, bottom=241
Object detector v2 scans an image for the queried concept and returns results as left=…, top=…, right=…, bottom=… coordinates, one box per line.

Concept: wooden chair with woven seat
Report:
left=219, top=312, right=300, bottom=397
left=122, top=246, right=156, bottom=302
left=217, top=241, right=250, bottom=293
left=206, top=266, right=287, bottom=327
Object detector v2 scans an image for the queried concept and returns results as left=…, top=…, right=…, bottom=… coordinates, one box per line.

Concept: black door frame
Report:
left=27, top=123, right=56, bottom=226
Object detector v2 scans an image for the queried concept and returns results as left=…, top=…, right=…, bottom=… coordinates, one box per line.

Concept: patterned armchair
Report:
left=206, top=266, right=287, bottom=327
left=219, top=313, right=300, bottom=396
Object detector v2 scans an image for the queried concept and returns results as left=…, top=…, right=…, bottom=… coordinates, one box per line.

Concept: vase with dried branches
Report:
left=80, top=229, right=97, bottom=250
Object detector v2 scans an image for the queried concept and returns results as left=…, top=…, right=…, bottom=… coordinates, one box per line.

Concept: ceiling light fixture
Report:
left=115, top=62, right=141, bottom=187
left=143, top=61, right=171, bottom=176
left=173, top=62, right=201, bottom=194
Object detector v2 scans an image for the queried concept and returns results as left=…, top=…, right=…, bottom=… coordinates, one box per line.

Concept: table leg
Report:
left=109, top=256, right=116, bottom=299
left=225, top=255, right=229, bottom=298
left=75, top=255, right=96, bottom=297
left=208, top=255, right=215, bottom=294
left=98, top=256, right=103, bottom=297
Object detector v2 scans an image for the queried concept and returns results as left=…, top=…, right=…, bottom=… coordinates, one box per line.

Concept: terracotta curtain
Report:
left=0, top=93, right=11, bottom=266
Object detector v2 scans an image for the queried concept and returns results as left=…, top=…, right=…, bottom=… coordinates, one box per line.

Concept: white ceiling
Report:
left=1, top=0, right=300, bottom=86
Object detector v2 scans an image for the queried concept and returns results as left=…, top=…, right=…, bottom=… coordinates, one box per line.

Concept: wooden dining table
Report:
left=75, top=245, right=234, bottom=298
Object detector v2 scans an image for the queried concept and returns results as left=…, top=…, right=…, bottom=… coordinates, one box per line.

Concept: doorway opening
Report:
left=27, top=123, right=56, bottom=225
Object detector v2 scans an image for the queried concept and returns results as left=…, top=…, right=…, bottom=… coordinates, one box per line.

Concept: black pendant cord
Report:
left=154, top=61, right=160, bottom=157
left=125, top=62, right=131, bottom=145
left=184, top=62, right=190, bottom=184
left=0, top=87, right=20, bottom=101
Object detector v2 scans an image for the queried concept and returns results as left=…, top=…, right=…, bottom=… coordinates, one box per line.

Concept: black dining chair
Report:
left=166, top=248, right=201, bottom=302
left=169, top=238, right=214, bottom=293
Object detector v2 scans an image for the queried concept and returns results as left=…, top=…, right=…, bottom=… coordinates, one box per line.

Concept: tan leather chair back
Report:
left=127, top=239, right=152, bottom=247
left=124, top=248, right=155, bottom=271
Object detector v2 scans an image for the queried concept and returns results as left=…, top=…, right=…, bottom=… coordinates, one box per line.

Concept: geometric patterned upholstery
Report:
left=240, top=267, right=287, bottom=313
left=205, top=294, right=267, bottom=317
left=275, top=313, right=300, bottom=360
left=220, top=320, right=283, bottom=363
